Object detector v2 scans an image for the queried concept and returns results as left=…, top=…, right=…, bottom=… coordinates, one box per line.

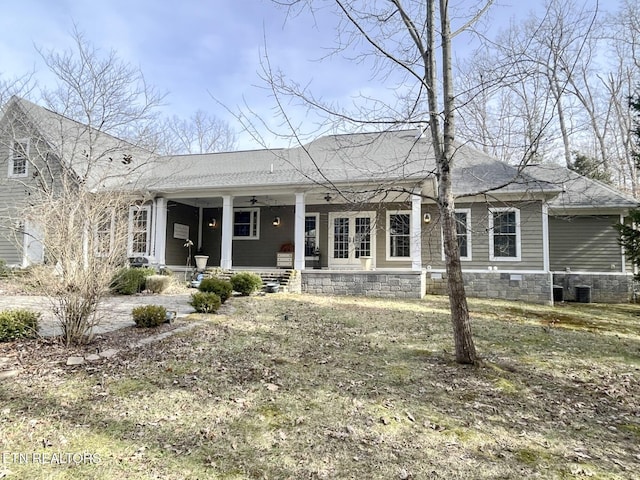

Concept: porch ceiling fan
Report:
left=249, top=196, right=258, bottom=205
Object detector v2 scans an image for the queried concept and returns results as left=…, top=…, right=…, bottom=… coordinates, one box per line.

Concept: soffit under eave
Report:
left=548, top=205, right=635, bottom=217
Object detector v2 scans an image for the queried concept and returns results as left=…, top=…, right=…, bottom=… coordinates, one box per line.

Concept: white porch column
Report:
left=153, top=197, right=167, bottom=266
left=221, top=195, right=233, bottom=270
left=294, top=192, right=306, bottom=270
left=542, top=203, right=550, bottom=272
left=411, top=191, right=422, bottom=271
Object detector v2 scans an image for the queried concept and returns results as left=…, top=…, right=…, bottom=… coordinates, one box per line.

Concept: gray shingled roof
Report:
left=146, top=129, right=560, bottom=197
left=6, top=97, right=637, bottom=210
left=524, top=164, right=638, bottom=211
left=7, top=97, right=155, bottom=190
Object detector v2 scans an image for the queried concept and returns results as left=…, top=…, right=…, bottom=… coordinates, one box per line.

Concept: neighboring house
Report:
left=1, top=97, right=637, bottom=304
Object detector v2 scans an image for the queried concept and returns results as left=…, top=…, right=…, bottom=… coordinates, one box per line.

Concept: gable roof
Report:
left=3, top=96, right=156, bottom=190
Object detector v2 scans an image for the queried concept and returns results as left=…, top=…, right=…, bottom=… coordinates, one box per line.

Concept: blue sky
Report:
left=0, top=0, right=606, bottom=149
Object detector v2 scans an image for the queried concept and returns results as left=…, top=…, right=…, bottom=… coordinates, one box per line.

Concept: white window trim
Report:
left=128, top=205, right=152, bottom=257
left=441, top=208, right=472, bottom=261
left=233, top=207, right=260, bottom=240
left=8, top=138, right=29, bottom=178
left=386, top=210, right=412, bottom=261
left=489, top=207, right=521, bottom=262
left=304, top=213, right=320, bottom=259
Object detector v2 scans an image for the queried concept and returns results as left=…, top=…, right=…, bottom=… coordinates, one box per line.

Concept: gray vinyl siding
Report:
left=0, top=126, right=61, bottom=265
left=421, top=201, right=545, bottom=270
left=165, top=202, right=200, bottom=266
left=549, top=215, right=623, bottom=272
left=231, top=205, right=296, bottom=267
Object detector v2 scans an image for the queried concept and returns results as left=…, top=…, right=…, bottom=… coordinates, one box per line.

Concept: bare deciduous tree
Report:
left=1, top=29, right=163, bottom=345
left=161, top=110, right=238, bottom=154
left=254, top=0, right=488, bottom=364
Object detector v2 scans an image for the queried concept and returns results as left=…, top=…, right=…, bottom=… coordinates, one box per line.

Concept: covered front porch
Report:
left=148, top=189, right=425, bottom=275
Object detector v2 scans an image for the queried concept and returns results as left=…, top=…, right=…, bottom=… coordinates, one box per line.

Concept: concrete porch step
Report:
left=206, top=269, right=294, bottom=292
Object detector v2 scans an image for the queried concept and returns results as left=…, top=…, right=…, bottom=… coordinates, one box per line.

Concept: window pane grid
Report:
left=333, top=218, right=349, bottom=258
left=492, top=211, right=517, bottom=258
left=355, top=217, right=371, bottom=258
left=131, top=209, right=149, bottom=255
left=11, top=141, right=28, bottom=176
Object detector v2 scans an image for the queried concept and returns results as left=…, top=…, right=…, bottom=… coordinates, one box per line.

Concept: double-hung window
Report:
left=9, top=139, right=29, bottom=178
left=233, top=208, right=260, bottom=239
left=129, top=205, right=151, bottom=256
left=455, top=209, right=472, bottom=260
left=388, top=212, right=411, bottom=259
left=489, top=207, right=521, bottom=261
left=95, top=210, right=115, bottom=257
left=304, top=214, right=319, bottom=257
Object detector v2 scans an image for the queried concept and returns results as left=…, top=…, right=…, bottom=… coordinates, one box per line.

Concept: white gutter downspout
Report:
left=542, top=203, right=550, bottom=273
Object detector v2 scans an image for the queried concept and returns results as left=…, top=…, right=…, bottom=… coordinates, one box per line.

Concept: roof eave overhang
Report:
left=548, top=204, right=637, bottom=216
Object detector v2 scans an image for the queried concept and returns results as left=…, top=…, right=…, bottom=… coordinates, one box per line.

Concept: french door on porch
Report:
left=328, top=212, right=376, bottom=268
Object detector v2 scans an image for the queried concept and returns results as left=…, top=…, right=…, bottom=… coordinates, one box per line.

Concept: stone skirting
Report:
left=301, top=270, right=426, bottom=299
left=426, top=271, right=554, bottom=305
left=552, top=273, right=635, bottom=303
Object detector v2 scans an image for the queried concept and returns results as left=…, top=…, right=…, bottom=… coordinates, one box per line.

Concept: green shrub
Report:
left=131, top=305, right=167, bottom=328
left=0, top=309, right=39, bottom=341
left=110, top=267, right=156, bottom=295
left=199, top=277, right=233, bottom=303
left=230, top=272, right=263, bottom=296
left=145, top=275, right=172, bottom=294
left=189, top=292, right=221, bottom=313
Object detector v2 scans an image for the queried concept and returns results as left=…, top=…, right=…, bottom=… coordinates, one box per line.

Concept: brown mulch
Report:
left=0, top=319, right=188, bottom=377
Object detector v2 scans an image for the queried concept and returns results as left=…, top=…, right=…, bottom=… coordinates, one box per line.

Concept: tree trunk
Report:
left=439, top=0, right=477, bottom=364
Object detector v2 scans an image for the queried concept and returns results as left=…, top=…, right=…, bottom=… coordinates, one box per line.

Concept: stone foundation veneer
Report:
left=552, top=273, right=634, bottom=303
left=300, top=270, right=634, bottom=304
left=426, top=271, right=554, bottom=305
left=301, top=270, right=426, bottom=299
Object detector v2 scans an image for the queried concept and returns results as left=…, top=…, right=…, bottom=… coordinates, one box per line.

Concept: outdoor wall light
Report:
left=272, top=216, right=281, bottom=227
left=423, top=213, right=431, bottom=224
left=208, top=218, right=217, bottom=228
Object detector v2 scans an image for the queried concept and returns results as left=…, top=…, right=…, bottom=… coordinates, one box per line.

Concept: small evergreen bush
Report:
left=198, top=277, right=233, bottom=303
left=230, top=272, right=263, bottom=296
left=110, top=267, right=156, bottom=295
left=131, top=305, right=167, bottom=328
left=145, top=275, right=172, bottom=294
left=190, top=292, right=221, bottom=313
left=0, top=309, right=39, bottom=341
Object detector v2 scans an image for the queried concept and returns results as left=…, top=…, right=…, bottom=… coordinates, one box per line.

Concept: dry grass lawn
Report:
left=1, top=293, right=639, bottom=479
